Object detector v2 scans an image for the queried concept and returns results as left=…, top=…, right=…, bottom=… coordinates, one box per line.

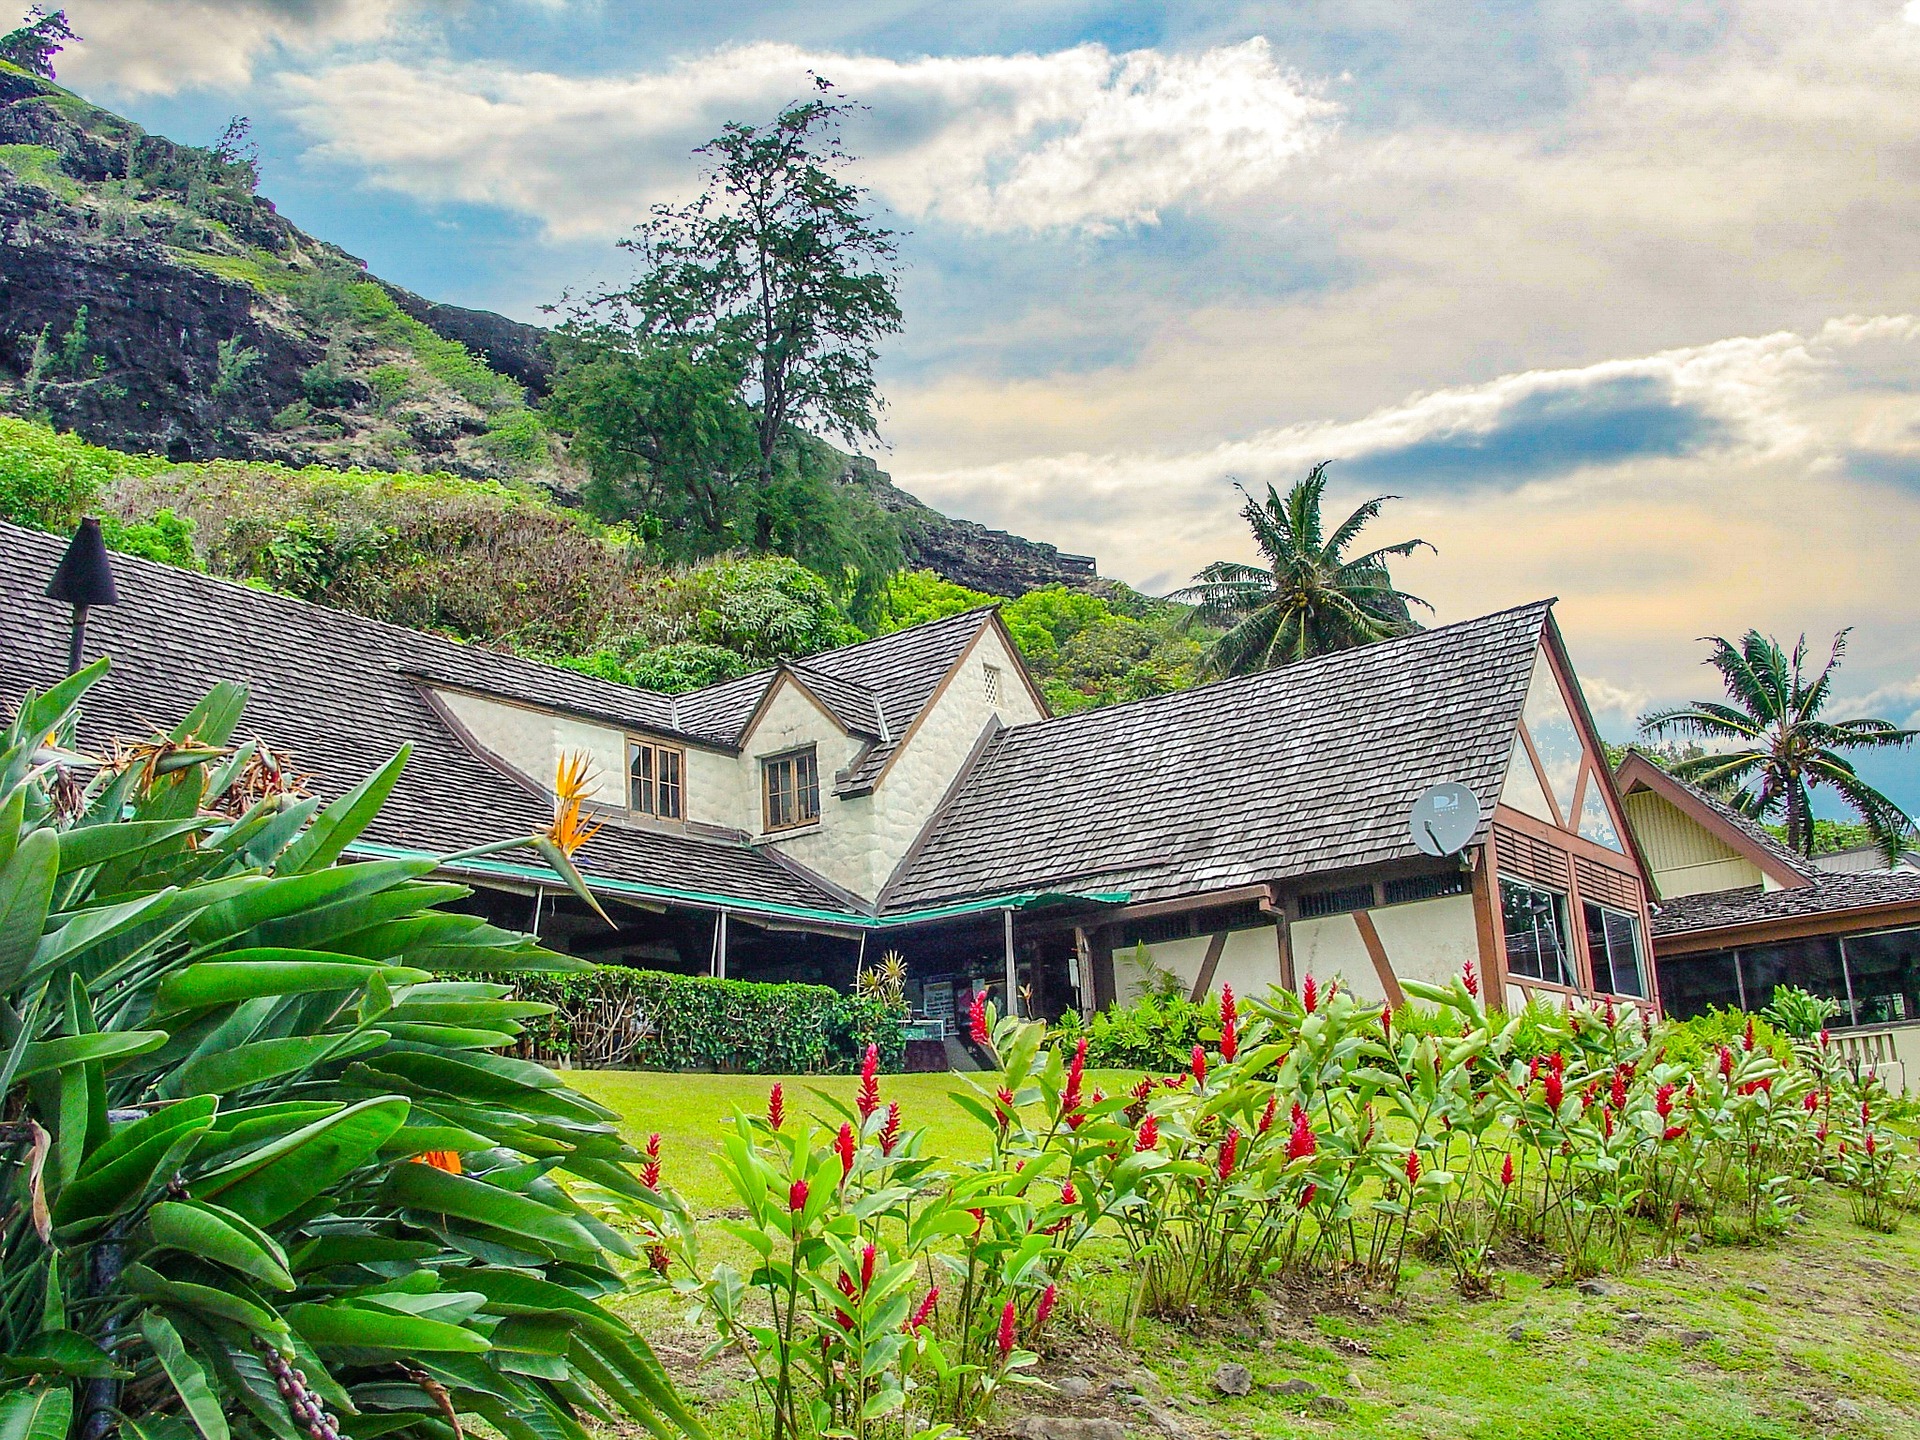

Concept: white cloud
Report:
left=891, top=315, right=1920, bottom=709
left=279, top=38, right=1337, bottom=238
left=59, top=0, right=428, bottom=95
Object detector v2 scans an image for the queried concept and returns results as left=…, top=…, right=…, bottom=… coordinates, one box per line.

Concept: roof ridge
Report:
left=995, top=598, right=1555, bottom=739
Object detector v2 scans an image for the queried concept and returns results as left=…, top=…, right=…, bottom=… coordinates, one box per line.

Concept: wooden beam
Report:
left=1351, top=910, right=1406, bottom=1009
left=1472, top=837, right=1508, bottom=1002
left=1189, top=931, right=1230, bottom=1002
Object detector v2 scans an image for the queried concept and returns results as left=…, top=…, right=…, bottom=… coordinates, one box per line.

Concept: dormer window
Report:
left=983, top=664, right=1002, bottom=705
left=763, top=746, right=820, bottom=832
left=628, top=738, right=683, bottom=819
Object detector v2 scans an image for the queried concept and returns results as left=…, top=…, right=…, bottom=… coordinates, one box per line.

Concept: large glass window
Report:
left=627, top=739, right=684, bottom=819
left=763, top=747, right=821, bottom=832
left=1660, top=947, right=1743, bottom=1020
left=1839, top=929, right=1920, bottom=1027
left=1740, top=937, right=1848, bottom=1021
left=1583, top=901, right=1646, bottom=997
left=1501, top=877, right=1574, bottom=987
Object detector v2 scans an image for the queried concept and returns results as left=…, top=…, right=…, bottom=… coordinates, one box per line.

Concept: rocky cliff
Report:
left=0, top=67, right=1097, bottom=595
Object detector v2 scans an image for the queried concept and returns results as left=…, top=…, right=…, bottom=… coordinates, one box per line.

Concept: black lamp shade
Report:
left=46, top=517, right=118, bottom=608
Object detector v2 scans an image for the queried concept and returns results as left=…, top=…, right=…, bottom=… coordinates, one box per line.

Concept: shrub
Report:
left=0, top=415, right=160, bottom=529
left=1663, top=1005, right=1793, bottom=1068
left=100, top=506, right=200, bottom=567
left=551, top=639, right=756, bottom=694
left=0, top=665, right=701, bottom=1440
left=300, top=356, right=356, bottom=408
left=366, top=361, right=414, bottom=410
left=510, top=966, right=905, bottom=1073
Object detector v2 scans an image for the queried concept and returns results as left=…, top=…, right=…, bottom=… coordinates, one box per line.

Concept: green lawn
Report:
left=572, top=1068, right=1920, bottom=1439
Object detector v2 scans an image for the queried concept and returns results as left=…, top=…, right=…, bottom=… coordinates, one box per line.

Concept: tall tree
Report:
left=594, top=76, right=901, bottom=497
left=1175, top=462, right=1433, bottom=675
left=1639, top=629, right=1917, bottom=858
left=0, top=6, right=74, bottom=78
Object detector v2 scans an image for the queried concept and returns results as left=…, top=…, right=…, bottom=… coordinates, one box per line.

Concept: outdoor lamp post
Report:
left=45, top=516, right=118, bottom=674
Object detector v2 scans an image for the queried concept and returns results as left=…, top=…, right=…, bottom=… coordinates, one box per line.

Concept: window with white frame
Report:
left=627, top=738, right=683, bottom=819
left=762, top=746, right=820, bottom=832
left=1501, top=877, right=1574, bottom=987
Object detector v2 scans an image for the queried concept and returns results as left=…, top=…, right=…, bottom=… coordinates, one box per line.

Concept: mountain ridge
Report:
left=0, top=64, right=1095, bottom=597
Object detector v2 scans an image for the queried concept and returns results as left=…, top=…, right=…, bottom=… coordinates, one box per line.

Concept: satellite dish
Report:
left=1410, top=782, right=1481, bottom=857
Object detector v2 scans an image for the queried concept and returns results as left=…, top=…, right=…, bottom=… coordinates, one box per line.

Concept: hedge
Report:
left=506, top=965, right=907, bottom=1074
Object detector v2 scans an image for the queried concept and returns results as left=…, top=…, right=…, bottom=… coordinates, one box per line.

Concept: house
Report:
left=1, top=518, right=1656, bottom=1032
left=1617, top=754, right=1920, bottom=1090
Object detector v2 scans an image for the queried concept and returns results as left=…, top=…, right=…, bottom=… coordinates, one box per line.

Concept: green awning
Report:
left=343, top=841, right=1128, bottom=932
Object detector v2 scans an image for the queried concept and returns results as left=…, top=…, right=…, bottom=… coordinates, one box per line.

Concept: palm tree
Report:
left=1175, top=462, right=1434, bottom=676
left=1639, top=629, right=1917, bottom=858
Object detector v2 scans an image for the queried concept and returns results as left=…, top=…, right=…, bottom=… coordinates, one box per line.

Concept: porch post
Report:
left=1003, top=907, right=1018, bottom=1018
left=714, top=909, right=729, bottom=980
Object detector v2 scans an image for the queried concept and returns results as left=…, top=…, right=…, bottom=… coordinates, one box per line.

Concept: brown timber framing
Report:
left=1472, top=830, right=1509, bottom=999
left=1351, top=909, right=1408, bottom=1009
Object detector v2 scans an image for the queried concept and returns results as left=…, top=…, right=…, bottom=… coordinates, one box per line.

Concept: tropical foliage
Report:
left=1639, top=628, right=1917, bottom=857
left=1176, top=463, right=1432, bottom=676
left=0, top=666, right=699, bottom=1440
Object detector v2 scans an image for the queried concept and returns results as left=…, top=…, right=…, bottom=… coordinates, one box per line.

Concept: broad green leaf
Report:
left=0, top=827, right=58, bottom=988
left=18, top=656, right=108, bottom=739
left=0, top=1330, right=125, bottom=1379
left=54, top=819, right=208, bottom=876
left=127, top=1265, right=285, bottom=1337
left=185, top=860, right=436, bottom=949
left=15, top=1030, right=167, bottom=1083
left=280, top=748, right=411, bottom=875
left=155, top=952, right=430, bottom=1013
left=379, top=1162, right=599, bottom=1256
left=148, top=1200, right=296, bottom=1291
left=54, top=1096, right=219, bottom=1231
left=141, top=1310, right=232, bottom=1440
left=31, top=886, right=179, bottom=978
left=197, top=1095, right=409, bottom=1224
left=156, top=1031, right=391, bottom=1101
left=287, top=1301, right=490, bottom=1354
left=0, top=1375, right=74, bottom=1440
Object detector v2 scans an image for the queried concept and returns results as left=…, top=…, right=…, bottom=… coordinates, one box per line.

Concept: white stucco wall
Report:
left=435, top=689, right=628, bottom=807
left=1290, top=913, right=1386, bottom=1004
left=745, top=678, right=873, bottom=895
left=1115, top=926, right=1286, bottom=1005
left=862, top=625, right=1044, bottom=895
left=1368, top=894, right=1481, bottom=990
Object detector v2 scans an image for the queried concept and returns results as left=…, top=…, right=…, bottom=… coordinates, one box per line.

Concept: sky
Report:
left=51, top=0, right=1920, bottom=815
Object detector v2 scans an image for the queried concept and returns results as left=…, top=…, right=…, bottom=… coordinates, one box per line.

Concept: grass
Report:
left=574, top=1067, right=1920, bottom=1440
left=0, top=143, right=80, bottom=200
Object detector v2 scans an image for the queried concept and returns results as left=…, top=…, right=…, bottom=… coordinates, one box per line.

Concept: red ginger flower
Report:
left=1462, top=958, right=1479, bottom=998
left=860, top=1243, right=877, bottom=1292
left=995, top=1086, right=1015, bottom=1128
left=1299, top=1181, right=1317, bottom=1209
left=789, top=1178, right=809, bottom=1213
left=1191, top=1044, right=1208, bottom=1087
left=1656, top=1082, right=1676, bottom=1118
left=1802, top=1091, right=1820, bottom=1113
left=1258, top=1095, right=1278, bottom=1134
left=1060, top=1180, right=1077, bottom=1206
left=1819, top=1027, right=1831, bottom=1048
left=836, top=1122, right=857, bottom=1178
left=1287, top=1109, right=1317, bottom=1161
left=1382, top=1007, right=1393, bottom=1043
left=1718, top=1045, right=1734, bottom=1080
left=1220, top=984, right=1239, bottom=1061
left=1302, top=974, right=1318, bottom=1013
left=908, top=1288, right=939, bottom=1333
left=1036, top=1283, right=1058, bottom=1330
left=1549, top=1050, right=1566, bottom=1076
left=1543, top=1070, right=1564, bottom=1111
left=858, top=1043, right=882, bottom=1120
left=648, top=1243, right=670, bottom=1276
left=641, top=1133, right=662, bottom=1191
left=997, top=1300, right=1018, bottom=1358
left=834, top=1270, right=858, bottom=1329
left=1866, top=1131, right=1879, bottom=1158
left=1862, top=1099, right=1872, bottom=1125
left=880, top=1101, right=903, bottom=1155
left=1742, top=1016, right=1756, bottom=1052
left=969, top=991, right=989, bottom=1045
left=768, top=1082, right=785, bottom=1129
left=1135, top=1115, right=1160, bottom=1151
left=1611, top=1069, right=1628, bottom=1113
left=1501, top=1153, right=1515, bottom=1188
left=1604, top=996, right=1616, bottom=1028
left=1218, top=1127, right=1240, bottom=1180
left=1601, top=1106, right=1615, bottom=1139
left=1404, top=1149, right=1421, bottom=1186
left=1662, top=1125, right=1686, bottom=1143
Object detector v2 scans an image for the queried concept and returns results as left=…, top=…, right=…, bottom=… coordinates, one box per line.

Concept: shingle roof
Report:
left=882, top=601, right=1553, bottom=912
left=787, top=663, right=885, bottom=740
left=1654, top=770, right=1818, bottom=885
left=1651, top=870, right=1920, bottom=937
left=0, top=521, right=854, bottom=915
